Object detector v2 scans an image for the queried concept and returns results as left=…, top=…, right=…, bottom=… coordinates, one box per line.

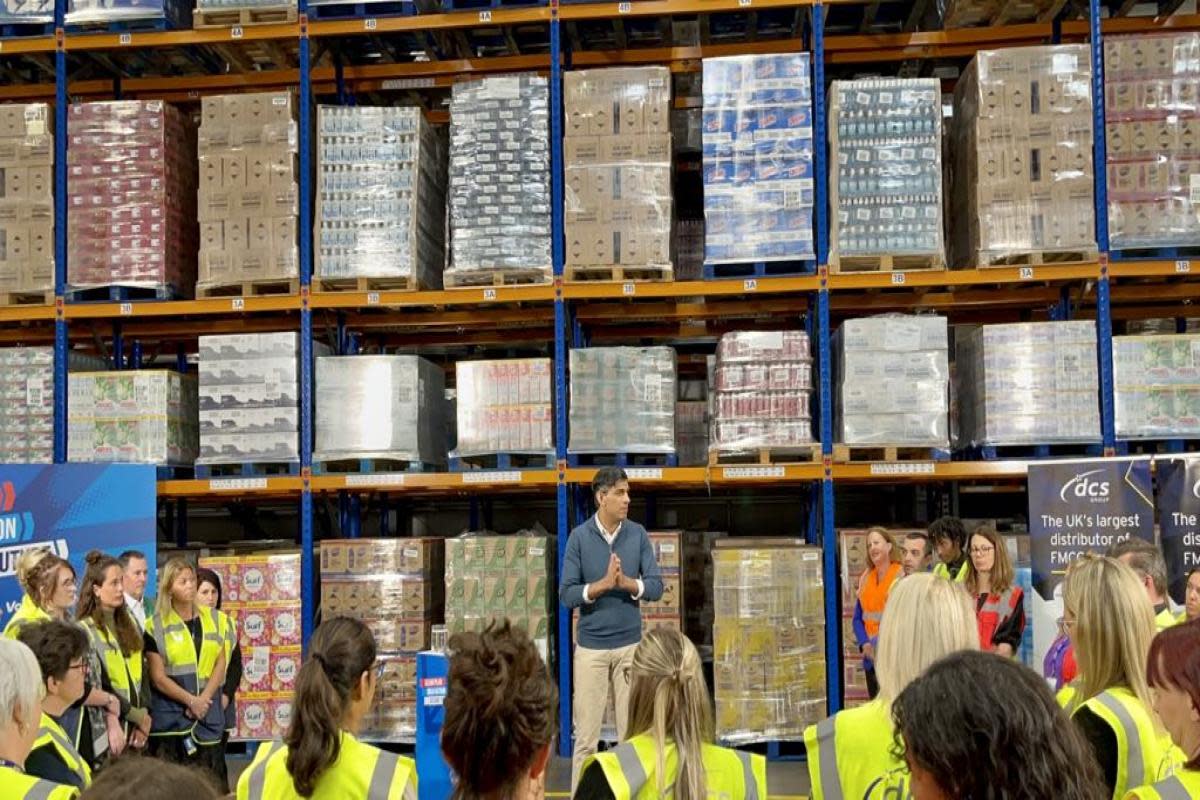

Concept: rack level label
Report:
left=868, top=462, right=936, bottom=476
left=625, top=468, right=663, bottom=480
left=209, top=478, right=268, bottom=491
left=462, top=471, right=521, bottom=484
left=722, top=466, right=785, bottom=479
left=1019, top=267, right=1035, bottom=280
left=1177, top=260, right=1192, bottom=274
left=345, top=473, right=405, bottom=487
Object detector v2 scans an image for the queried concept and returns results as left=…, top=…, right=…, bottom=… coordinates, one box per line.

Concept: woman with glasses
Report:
left=236, top=616, right=416, bottom=799
left=852, top=527, right=903, bottom=699
left=1059, top=554, right=1179, bottom=799
left=15, top=620, right=94, bottom=790
left=0, top=637, right=78, bottom=799
left=964, top=526, right=1025, bottom=658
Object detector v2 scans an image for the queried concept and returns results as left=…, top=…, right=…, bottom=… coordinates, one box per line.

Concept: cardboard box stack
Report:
left=1105, top=33, right=1200, bottom=251
left=642, top=531, right=684, bottom=634
left=321, top=539, right=445, bottom=741
left=701, top=54, right=815, bottom=266
left=941, top=0, right=1064, bottom=28
left=313, top=355, right=446, bottom=468
left=0, top=104, right=53, bottom=297
left=713, top=539, right=825, bottom=743
left=563, top=67, right=672, bottom=276
left=202, top=552, right=302, bottom=741
left=830, top=79, right=944, bottom=266
left=198, top=333, right=332, bottom=467
left=197, top=92, right=298, bottom=292
left=68, top=371, right=198, bottom=466
left=674, top=401, right=708, bottom=466
left=951, top=46, right=1095, bottom=267
left=956, top=321, right=1100, bottom=446
left=454, top=359, right=552, bottom=457
left=709, top=330, right=813, bottom=454
left=0, top=348, right=105, bottom=464
left=568, top=347, right=676, bottom=455
left=68, top=101, right=196, bottom=294
left=445, top=532, right=553, bottom=662
left=315, top=106, right=446, bottom=288
left=834, top=316, right=950, bottom=447
left=448, top=74, right=551, bottom=284
left=1114, top=334, right=1200, bottom=439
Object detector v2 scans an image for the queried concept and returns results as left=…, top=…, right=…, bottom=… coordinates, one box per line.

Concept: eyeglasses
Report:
left=66, top=661, right=88, bottom=675
left=970, top=545, right=994, bottom=555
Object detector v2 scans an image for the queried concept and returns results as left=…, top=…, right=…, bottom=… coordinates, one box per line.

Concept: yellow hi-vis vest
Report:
left=1064, top=687, right=1178, bottom=799
left=1126, top=768, right=1200, bottom=799
left=237, top=733, right=417, bottom=800
left=79, top=618, right=144, bottom=710
left=1155, top=607, right=1179, bottom=633
left=0, top=764, right=78, bottom=800
left=932, top=560, right=968, bottom=583
left=3, top=594, right=51, bottom=639
left=863, top=767, right=914, bottom=799
left=804, top=700, right=898, bottom=800
left=33, top=713, right=92, bottom=789
left=584, top=733, right=766, bottom=800
left=145, top=606, right=225, bottom=744
left=216, top=608, right=237, bottom=731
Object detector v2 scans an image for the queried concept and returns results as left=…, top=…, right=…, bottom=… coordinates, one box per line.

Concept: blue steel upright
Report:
left=548, top=0, right=573, bottom=759
left=812, top=0, right=842, bottom=716
left=1089, top=0, right=1116, bottom=452
left=52, top=0, right=68, bottom=465
left=298, top=3, right=316, bottom=650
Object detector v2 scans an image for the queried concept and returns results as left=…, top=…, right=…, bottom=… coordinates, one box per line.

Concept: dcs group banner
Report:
left=1155, top=456, right=1200, bottom=606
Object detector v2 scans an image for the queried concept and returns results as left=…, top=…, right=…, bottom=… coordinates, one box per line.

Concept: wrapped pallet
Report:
left=0, top=348, right=104, bottom=464
left=709, top=330, right=814, bottom=455
left=454, top=359, right=552, bottom=458
left=568, top=346, right=676, bottom=455
left=68, top=371, right=199, bottom=466
left=0, top=104, right=53, bottom=299
left=1114, top=334, right=1200, bottom=440
left=950, top=46, right=1096, bottom=267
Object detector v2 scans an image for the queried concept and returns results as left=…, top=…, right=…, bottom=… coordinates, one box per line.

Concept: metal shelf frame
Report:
left=14, top=0, right=1195, bottom=757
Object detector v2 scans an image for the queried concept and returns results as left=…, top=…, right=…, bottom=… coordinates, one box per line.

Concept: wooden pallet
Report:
left=195, top=461, right=301, bottom=478
left=708, top=445, right=822, bottom=467
left=444, top=269, right=550, bottom=289
left=197, top=278, right=300, bottom=298
left=314, top=457, right=439, bottom=474
left=830, top=252, right=945, bottom=274
left=978, top=248, right=1099, bottom=269
left=315, top=275, right=421, bottom=293
left=565, top=265, right=673, bottom=283
left=193, top=4, right=297, bottom=27
left=943, top=0, right=1067, bottom=28
left=834, top=444, right=950, bottom=463
left=0, top=290, right=54, bottom=307
left=449, top=452, right=556, bottom=471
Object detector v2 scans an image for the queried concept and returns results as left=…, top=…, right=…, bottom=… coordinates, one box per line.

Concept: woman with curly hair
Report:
left=888, top=650, right=1108, bottom=799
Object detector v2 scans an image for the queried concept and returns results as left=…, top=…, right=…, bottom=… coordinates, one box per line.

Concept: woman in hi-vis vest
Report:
left=806, top=574, right=979, bottom=800
left=964, top=526, right=1025, bottom=657
left=441, top=621, right=556, bottom=800
left=236, top=617, right=416, bottom=800
left=1125, top=621, right=1200, bottom=799
left=0, top=638, right=79, bottom=800
left=852, top=527, right=903, bottom=699
left=577, top=627, right=766, bottom=800
left=76, top=552, right=152, bottom=751
left=1059, top=555, right=1182, bottom=799
left=144, top=559, right=227, bottom=781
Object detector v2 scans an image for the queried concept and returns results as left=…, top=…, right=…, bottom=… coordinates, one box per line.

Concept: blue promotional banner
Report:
left=1155, top=456, right=1200, bottom=607
left=0, top=464, right=157, bottom=629
left=1027, top=458, right=1154, bottom=667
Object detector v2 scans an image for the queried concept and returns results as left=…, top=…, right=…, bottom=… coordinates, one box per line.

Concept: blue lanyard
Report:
left=0, top=759, right=24, bottom=772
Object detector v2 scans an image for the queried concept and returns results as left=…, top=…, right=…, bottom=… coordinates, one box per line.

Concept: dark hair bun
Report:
left=85, top=550, right=106, bottom=566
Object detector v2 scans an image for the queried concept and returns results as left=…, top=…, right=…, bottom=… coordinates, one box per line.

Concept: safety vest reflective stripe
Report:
left=1091, top=691, right=1146, bottom=793
left=23, top=781, right=62, bottom=800
left=367, top=751, right=400, bottom=800
left=35, top=716, right=90, bottom=788
left=980, top=587, right=1018, bottom=615
left=734, top=750, right=759, bottom=800
left=243, top=741, right=285, bottom=799
left=862, top=611, right=882, bottom=622
left=613, top=743, right=646, bottom=797
left=1153, top=776, right=1193, bottom=800
left=814, top=716, right=844, bottom=800
left=82, top=621, right=140, bottom=706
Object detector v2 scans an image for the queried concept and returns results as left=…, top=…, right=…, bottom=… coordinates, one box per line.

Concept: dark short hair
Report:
left=118, top=550, right=147, bottom=569
left=195, top=567, right=223, bottom=610
left=80, top=755, right=222, bottom=800
left=16, top=619, right=90, bottom=685
left=905, top=531, right=933, bottom=557
left=1106, top=537, right=1168, bottom=597
left=592, top=467, right=628, bottom=499
left=928, top=516, right=967, bottom=550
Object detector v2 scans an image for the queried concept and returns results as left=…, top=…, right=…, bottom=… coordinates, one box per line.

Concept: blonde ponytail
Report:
left=626, top=628, right=713, bottom=800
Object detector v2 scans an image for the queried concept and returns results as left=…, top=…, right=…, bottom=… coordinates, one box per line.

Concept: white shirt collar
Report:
left=594, top=514, right=621, bottom=542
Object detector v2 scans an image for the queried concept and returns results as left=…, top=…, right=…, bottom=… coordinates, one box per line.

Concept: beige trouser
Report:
left=571, top=642, right=638, bottom=790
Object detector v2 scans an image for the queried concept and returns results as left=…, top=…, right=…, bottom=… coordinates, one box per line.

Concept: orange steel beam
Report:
left=64, top=295, right=302, bottom=319
left=63, top=22, right=300, bottom=53
left=827, top=263, right=1100, bottom=290
left=309, top=284, right=557, bottom=308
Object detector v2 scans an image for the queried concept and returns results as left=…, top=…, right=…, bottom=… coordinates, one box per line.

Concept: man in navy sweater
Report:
left=559, top=466, right=664, bottom=789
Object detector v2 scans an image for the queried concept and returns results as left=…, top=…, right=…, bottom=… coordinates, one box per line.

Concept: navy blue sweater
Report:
left=559, top=516, right=664, bottom=649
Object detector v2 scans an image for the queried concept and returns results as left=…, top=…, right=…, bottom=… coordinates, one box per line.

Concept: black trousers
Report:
left=147, top=735, right=226, bottom=791
left=865, top=666, right=880, bottom=699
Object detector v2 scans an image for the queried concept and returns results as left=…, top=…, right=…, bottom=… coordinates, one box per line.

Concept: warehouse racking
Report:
left=1, top=0, right=1199, bottom=756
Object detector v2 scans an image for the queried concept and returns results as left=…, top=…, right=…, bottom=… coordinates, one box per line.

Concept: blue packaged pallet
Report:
left=701, top=54, right=815, bottom=269
left=66, top=0, right=188, bottom=28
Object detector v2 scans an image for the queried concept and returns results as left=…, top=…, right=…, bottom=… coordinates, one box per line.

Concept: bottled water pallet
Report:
left=1109, top=246, right=1200, bottom=263
left=567, top=452, right=679, bottom=468
left=0, top=289, right=54, bottom=307
left=0, top=21, right=54, bottom=38
left=449, top=452, right=556, bottom=471
left=707, top=445, right=822, bottom=467
left=829, top=252, right=945, bottom=274
left=833, top=444, right=951, bottom=463
left=197, top=278, right=300, bottom=298
left=195, top=461, right=301, bottom=478
left=955, top=443, right=1104, bottom=461
left=306, top=0, right=415, bottom=19
left=314, top=458, right=439, bottom=475
left=193, top=5, right=299, bottom=28
left=702, top=259, right=815, bottom=280
left=65, top=284, right=182, bottom=303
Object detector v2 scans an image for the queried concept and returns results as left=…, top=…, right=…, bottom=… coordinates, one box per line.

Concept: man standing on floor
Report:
left=560, top=466, right=664, bottom=791
left=119, top=550, right=150, bottom=632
